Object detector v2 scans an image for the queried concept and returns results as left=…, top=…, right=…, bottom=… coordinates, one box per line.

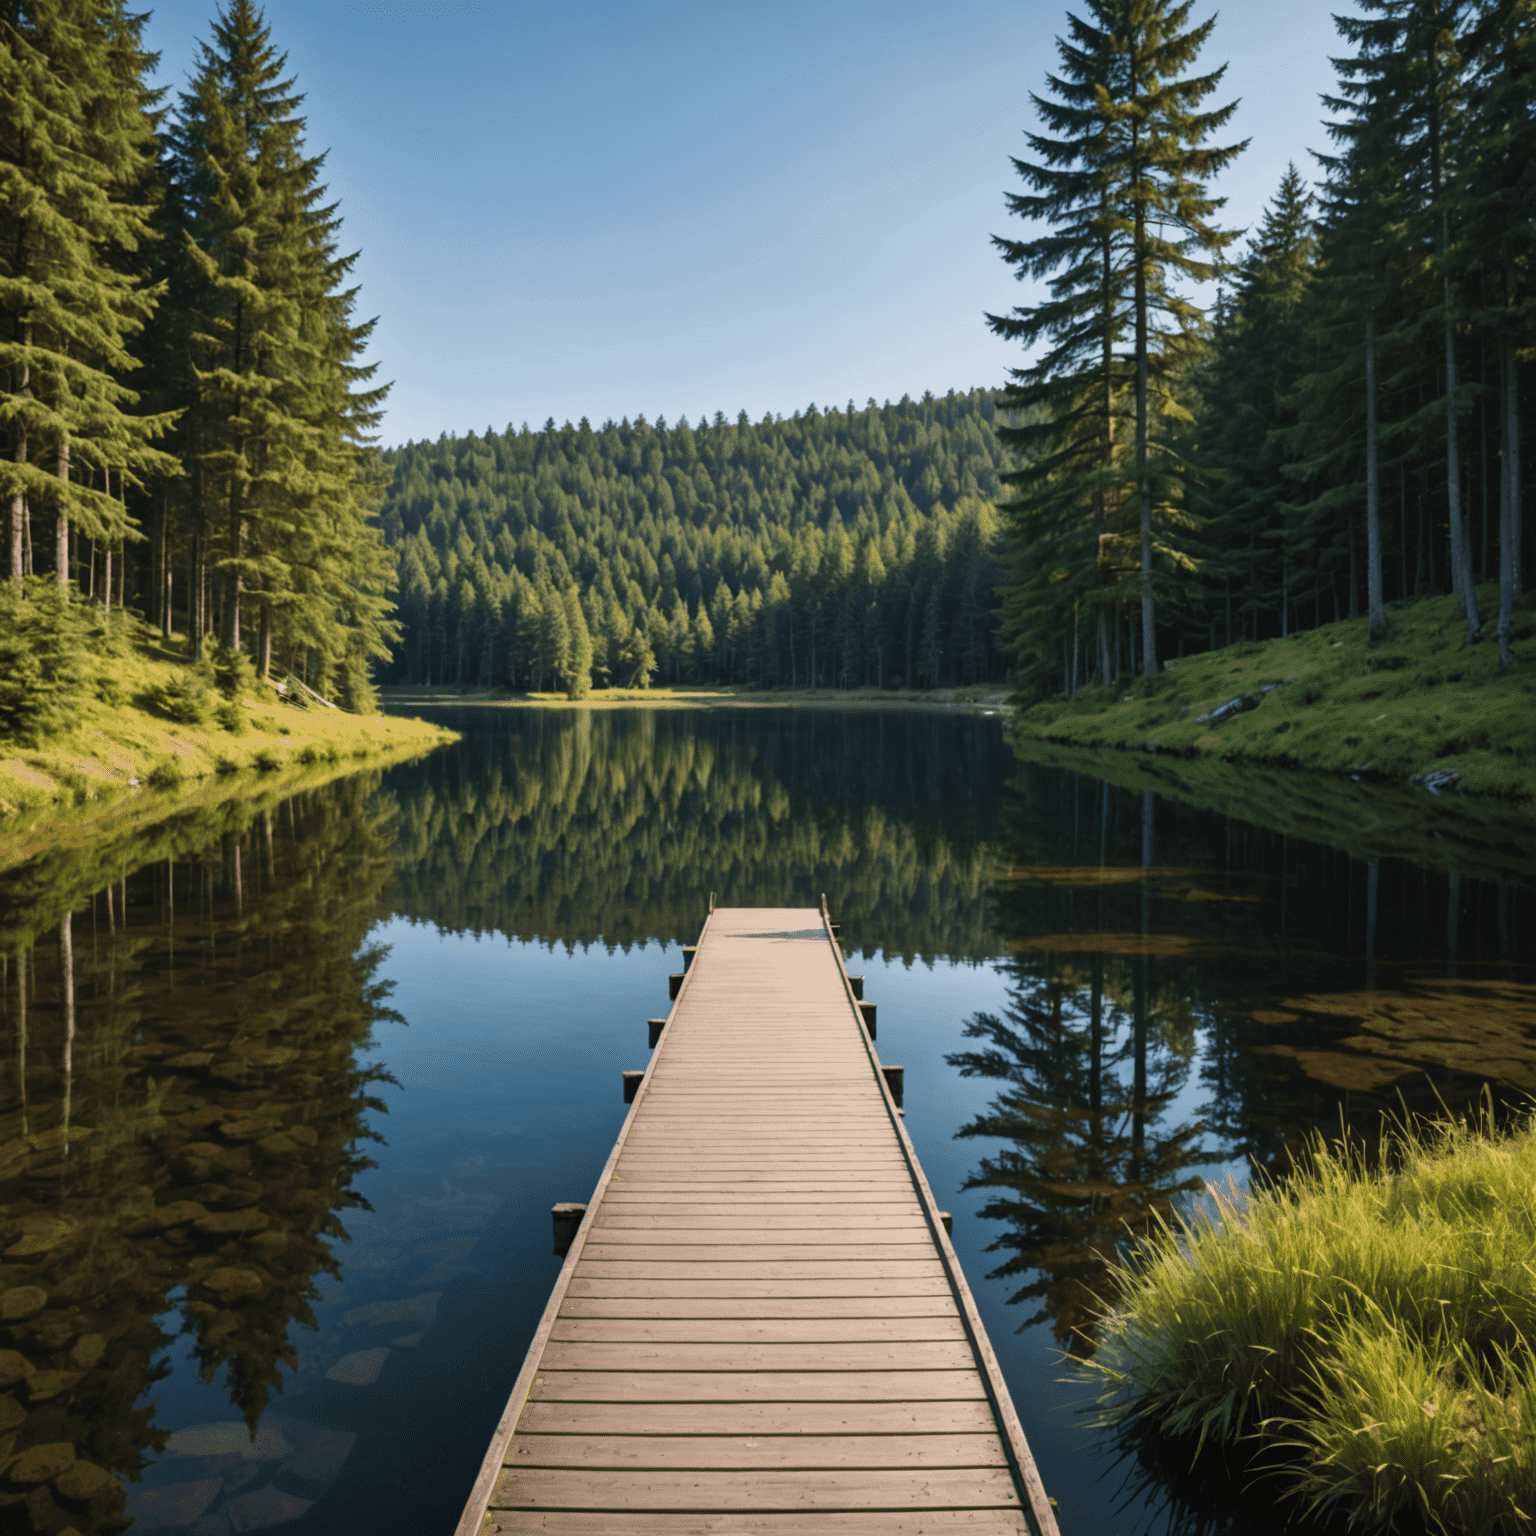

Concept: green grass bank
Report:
left=1088, top=1111, right=1536, bottom=1535
left=0, top=619, right=453, bottom=820
left=1014, top=586, right=1536, bottom=799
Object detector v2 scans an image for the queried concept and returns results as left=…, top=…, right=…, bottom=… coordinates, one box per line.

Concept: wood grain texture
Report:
left=488, top=1514, right=1032, bottom=1535
left=516, top=1400, right=1003, bottom=1437
left=526, top=1369, right=992, bottom=1403
left=458, top=906, right=1058, bottom=1536
left=505, top=1433, right=1009, bottom=1469
left=495, top=1466, right=1025, bottom=1511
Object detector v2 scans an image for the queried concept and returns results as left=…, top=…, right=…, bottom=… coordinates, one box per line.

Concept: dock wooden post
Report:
left=646, top=1017, right=666, bottom=1048
left=620, top=1069, right=644, bottom=1103
left=667, top=972, right=684, bottom=999
left=881, top=1062, right=904, bottom=1106
left=858, top=999, right=877, bottom=1038
left=681, top=945, right=696, bottom=970
left=847, top=974, right=864, bottom=999
left=550, top=1202, right=586, bottom=1256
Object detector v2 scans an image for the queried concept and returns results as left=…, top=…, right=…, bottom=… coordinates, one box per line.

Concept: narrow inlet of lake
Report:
left=0, top=705, right=1530, bottom=1536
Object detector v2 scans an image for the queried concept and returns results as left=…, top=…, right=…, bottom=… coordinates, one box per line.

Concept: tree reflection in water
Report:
left=950, top=792, right=1211, bottom=1354
left=0, top=776, right=398, bottom=1534
left=957, top=761, right=1536, bottom=1533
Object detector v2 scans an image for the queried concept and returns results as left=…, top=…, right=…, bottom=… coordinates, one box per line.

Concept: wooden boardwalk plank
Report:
left=495, top=1466, right=1024, bottom=1510
left=558, top=1297, right=958, bottom=1319
left=526, top=1370, right=993, bottom=1403
left=517, top=1400, right=1003, bottom=1436
left=506, top=1433, right=1009, bottom=1470
left=487, top=1513, right=1031, bottom=1535
left=456, top=906, right=1057, bottom=1536
left=547, top=1318, right=969, bottom=1344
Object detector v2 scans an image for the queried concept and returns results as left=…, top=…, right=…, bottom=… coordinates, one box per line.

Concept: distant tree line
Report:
left=993, top=0, right=1535, bottom=699
left=376, top=393, right=1012, bottom=695
left=1, top=0, right=394, bottom=709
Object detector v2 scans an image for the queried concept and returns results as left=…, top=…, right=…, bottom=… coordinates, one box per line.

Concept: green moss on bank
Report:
left=0, top=623, right=453, bottom=819
left=1014, top=586, right=1536, bottom=798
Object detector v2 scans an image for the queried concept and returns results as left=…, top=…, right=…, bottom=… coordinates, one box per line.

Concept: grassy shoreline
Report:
left=1088, top=1111, right=1536, bottom=1534
left=0, top=627, right=454, bottom=820
left=1012, top=586, right=1536, bottom=800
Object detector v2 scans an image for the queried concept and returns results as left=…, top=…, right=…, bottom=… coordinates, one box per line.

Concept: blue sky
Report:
left=140, top=0, right=1348, bottom=448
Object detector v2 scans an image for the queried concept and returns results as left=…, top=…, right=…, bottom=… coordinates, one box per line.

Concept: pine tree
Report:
left=563, top=584, right=592, bottom=698
left=990, top=0, right=1242, bottom=696
left=1196, top=167, right=1320, bottom=634
left=0, top=0, right=176, bottom=593
left=1101, top=0, right=1244, bottom=685
left=1456, top=0, right=1535, bottom=669
left=158, top=0, right=396, bottom=692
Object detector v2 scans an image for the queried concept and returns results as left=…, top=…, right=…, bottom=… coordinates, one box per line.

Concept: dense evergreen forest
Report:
left=1, top=0, right=393, bottom=719
left=376, top=394, right=1012, bottom=692
left=3, top=0, right=1533, bottom=720
left=995, top=0, right=1535, bottom=696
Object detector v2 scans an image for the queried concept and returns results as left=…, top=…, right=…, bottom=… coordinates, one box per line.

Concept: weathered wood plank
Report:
left=487, top=1512, right=1031, bottom=1535
left=565, top=1276, right=959, bottom=1299
left=537, top=1340, right=978, bottom=1373
left=516, top=1400, right=1002, bottom=1437
left=492, top=1466, right=1025, bottom=1511
left=548, top=1317, right=969, bottom=1344
left=557, top=1296, right=958, bottom=1319
left=505, top=1432, right=1008, bottom=1470
left=526, top=1369, right=991, bottom=1403
left=574, top=1261, right=949, bottom=1280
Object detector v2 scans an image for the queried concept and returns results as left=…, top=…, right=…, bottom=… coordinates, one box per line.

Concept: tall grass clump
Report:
left=1086, top=1106, right=1536, bottom=1534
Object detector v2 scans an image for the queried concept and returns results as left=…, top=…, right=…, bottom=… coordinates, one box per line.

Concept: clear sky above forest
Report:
left=141, top=0, right=1343, bottom=448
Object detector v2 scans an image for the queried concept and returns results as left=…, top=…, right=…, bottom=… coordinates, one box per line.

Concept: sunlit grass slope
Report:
left=1015, top=586, right=1536, bottom=798
left=1087, top=1111, right=1536, bottom=1535
left=0, top=621, right=453, bottom=818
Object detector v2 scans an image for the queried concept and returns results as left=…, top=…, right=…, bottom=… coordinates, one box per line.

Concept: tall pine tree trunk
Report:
left=1135, top=215, right=1156, bottom=686
left=10, top=353, right=26, bottom=593
left=191, top=533, right=205, bottom=660
left=1365, top=318, right=1385, bottom=637
left=54, top=442, right=69, bottom=587
left=101, top=467, right=111, bottom=614
left=1444, top=283, right=1479, bottom=641
left=259, top=601, right=272, bottom=679
left=1497, top=332, right=1518, bottom=671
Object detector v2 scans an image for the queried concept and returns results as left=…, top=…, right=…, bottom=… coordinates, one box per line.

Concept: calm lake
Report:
left=2, top=705, right=1533, bottom=1536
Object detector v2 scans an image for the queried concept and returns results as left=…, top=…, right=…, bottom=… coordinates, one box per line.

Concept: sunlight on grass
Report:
left=1016, top=587, right=1536, bottom=798
left=1085, top=1106, right=1536, bottom=1533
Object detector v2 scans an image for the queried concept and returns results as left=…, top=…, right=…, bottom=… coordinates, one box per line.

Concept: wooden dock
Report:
left=456, top=903, right=1058, bottom=1536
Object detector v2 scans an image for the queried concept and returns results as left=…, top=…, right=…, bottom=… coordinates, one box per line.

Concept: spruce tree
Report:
left=1456, top=0, right=1534, bottom=669
left=0, top=0, right=175, bottom=593
left=990, top=0, right=1242, bottom=696
left=159, top=0, right=396, bottom=695
left=1101, top=0, right=1244, bottom=685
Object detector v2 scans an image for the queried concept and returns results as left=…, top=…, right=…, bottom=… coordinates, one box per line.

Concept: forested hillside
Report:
left=376, top=392, right=1013, bottom=692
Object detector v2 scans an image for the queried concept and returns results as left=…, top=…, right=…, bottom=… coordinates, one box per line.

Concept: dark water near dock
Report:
left=0, top=706, right=1532, bottom=1536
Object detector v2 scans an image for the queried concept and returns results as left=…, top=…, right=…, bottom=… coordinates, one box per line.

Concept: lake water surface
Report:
left=1, top=705, right=1533, bottom=1536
